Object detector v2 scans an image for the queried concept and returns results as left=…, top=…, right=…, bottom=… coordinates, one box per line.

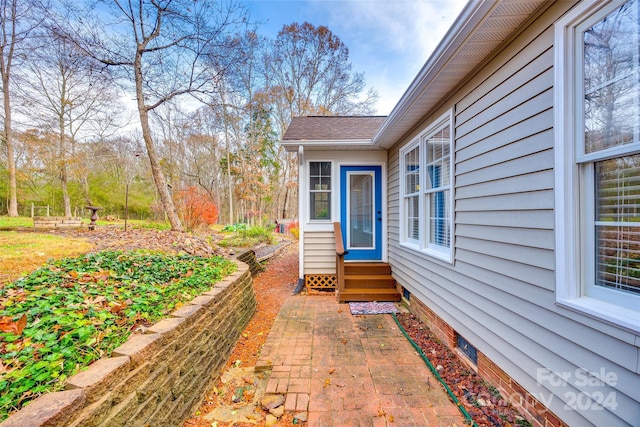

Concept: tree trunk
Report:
left=80, top=174, right=92, bottom=206
left=3, top=73, right=17, bottom=217
left=60, top=170, right=70, bottom=216
left=221, top=93, right=233, bottom=225
left=282, top=186, right=288, bottom=220
left=225, top=125, right=233, bottom=224
left=134, top=51, right=183, bottom=231
left=59, top=106, right=72, bottom=217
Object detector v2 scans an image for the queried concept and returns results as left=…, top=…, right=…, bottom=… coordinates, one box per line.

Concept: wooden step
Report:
left=344, top=274, right=396, bottom=289
left=344, top=262, right=391, bottom=275
left=337, top=288, right=401, bottom=303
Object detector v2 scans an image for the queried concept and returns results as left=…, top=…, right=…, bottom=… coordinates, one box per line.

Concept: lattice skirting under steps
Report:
left=305, top=274, right=337, bottom=293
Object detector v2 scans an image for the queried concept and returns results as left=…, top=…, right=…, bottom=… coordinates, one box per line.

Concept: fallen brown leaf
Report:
left=0, top=313, right=26, bottom=335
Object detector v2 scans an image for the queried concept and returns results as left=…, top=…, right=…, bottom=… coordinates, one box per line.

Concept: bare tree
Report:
left=264, top=22, right=379, bottom=219
left=0, top=0, right=46, bottom=216
left=20, top=33, right=117, bottom=216
left=266, top=21, right=378, bottom=131
left=55, top=0, right=247, bottom=231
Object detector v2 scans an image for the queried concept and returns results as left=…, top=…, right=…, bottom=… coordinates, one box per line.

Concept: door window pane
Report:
left=349, top=173, right=374, bottom=248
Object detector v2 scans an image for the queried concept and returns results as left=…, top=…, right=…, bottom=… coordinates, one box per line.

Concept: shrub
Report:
left=218, top=224, right=275, bottom=247
left=221, top=223, right=248, bottom=233
left=175, top=186, right=219, bottom=230
left=133, top=220, right=171, bottom=231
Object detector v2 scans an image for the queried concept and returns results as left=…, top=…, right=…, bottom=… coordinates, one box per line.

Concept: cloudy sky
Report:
left=243, top=0, right=468, bottom=115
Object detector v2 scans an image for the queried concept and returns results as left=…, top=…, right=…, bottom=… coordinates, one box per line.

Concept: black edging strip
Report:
left=392, top=312, right=479, bottom=427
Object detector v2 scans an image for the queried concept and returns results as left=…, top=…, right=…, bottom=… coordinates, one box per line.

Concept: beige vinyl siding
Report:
left=303, top=231, right=335, bottom=274
left=387, top=2, right=639, bottom=426
left=387, top=149, right=401, bottom=239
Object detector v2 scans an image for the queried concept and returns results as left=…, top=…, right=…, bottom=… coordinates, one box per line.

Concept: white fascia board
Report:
left=280, top=139, right=375, bottom=152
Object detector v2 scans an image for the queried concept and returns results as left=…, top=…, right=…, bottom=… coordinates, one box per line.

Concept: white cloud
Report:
left=245, top=0, right=468, bottom=115
left=307, top=0, right=468, bottom=114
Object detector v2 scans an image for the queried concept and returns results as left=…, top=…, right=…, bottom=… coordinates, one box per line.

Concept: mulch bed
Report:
left=54, top=227, right=230, bottom=257
left=396, top=313, right=532, bottom=427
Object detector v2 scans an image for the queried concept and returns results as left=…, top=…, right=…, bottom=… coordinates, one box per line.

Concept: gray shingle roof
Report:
left=282, top=116, right=387, bottom=141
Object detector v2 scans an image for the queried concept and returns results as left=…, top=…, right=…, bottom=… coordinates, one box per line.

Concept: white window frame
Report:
left=399, top=110, right=454, bottom=263
left=308, top=160, right=332, bottom=222
left=555, top=0, right=640, bottom=333
left=401, top=142, right=421, bottom=246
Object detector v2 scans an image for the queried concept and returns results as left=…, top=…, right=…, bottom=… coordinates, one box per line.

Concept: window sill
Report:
left=556, top=297, right=640, bottom=335
left=399, top=242, right=453, bottom=264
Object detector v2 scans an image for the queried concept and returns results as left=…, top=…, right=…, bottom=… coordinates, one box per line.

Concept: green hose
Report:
left=392, top=313, right=479, bottom=427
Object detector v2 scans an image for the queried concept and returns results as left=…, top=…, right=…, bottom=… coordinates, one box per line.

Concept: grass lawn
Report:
left=0, top=216, right=173, bottom=230
left=0, top=232, right=94, bottom=286
left=0, top=217, right=32, bottom=228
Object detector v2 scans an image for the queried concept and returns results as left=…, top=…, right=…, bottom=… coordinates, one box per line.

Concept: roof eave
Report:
left=373, top=0, right=548, bottom=149
left=280, top=139, right=376, bottom=152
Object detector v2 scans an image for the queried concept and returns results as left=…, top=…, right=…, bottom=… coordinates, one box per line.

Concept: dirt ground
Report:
left=183, top=241, right=301, bottom=427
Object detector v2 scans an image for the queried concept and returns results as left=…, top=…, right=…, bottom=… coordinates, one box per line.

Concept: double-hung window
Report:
left=400, top=111, right=453, bottom=262
left=555, top=0, right=640, bottom=332
left=404, top=146, right=420, bottom=243
left=309, top=161, right=331, bottom=220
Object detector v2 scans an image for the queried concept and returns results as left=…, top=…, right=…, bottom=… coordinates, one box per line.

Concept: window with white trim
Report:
left=404, top=145, right=420, bottom=242
left=309, top=161, right=331, bottom=220
left=400, top=112, right=453, bottom=261
left=555, top=0, right=640, bottom=332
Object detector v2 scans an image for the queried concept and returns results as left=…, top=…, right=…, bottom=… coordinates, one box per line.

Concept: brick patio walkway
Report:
left=255, top=295, right=466, bottom=426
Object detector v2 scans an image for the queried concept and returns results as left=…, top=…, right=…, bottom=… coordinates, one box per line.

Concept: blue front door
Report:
left=340, top=166, right=382, bottom=261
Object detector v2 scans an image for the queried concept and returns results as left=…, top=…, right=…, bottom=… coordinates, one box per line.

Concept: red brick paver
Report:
left=256, top=295, right=466, bottom=427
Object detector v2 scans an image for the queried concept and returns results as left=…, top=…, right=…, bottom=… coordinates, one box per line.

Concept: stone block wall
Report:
left=1, top=261, right=256, bottom=427
left=236, top=249, right=263, bottom=276
left=32, top=216, right=83, bottom=229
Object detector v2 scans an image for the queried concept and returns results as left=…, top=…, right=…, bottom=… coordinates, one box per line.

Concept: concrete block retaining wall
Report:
left=1, top=261, right=256, bottom=427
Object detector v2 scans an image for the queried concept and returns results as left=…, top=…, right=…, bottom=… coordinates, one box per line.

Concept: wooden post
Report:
left=334, top=222, right=346, bottom=301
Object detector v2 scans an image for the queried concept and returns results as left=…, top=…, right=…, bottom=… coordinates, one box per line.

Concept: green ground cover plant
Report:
left=221, top=223, right=248, bottom=233
left=0, top=250, right=236, bottom=421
